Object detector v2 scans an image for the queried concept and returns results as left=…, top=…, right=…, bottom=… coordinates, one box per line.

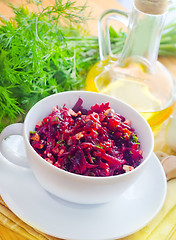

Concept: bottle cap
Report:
left=134, top=0, right=168, bottom=15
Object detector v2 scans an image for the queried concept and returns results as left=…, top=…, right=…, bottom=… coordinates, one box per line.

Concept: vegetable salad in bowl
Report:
left=0, top=91, right=153, bottom=204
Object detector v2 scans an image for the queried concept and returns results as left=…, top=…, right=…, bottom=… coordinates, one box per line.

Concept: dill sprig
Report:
left=0, top=0, right=92, bottom=130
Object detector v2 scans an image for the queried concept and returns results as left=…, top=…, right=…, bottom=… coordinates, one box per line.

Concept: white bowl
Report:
left=0, top=91, right=154, bottom=204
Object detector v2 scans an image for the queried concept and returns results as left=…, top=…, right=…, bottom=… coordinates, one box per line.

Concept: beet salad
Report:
left=30, top=98, right=143, bottom=177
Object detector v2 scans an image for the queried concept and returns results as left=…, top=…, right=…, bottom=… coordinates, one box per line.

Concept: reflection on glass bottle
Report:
left=86, top=1, right=176, bottom=130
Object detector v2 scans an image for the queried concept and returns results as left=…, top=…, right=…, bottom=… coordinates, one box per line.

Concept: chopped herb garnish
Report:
left=132, top=133, right=138, bottom=143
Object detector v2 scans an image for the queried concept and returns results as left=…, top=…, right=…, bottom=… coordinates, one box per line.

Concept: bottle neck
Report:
left=118, top=6, right=167, bottom=71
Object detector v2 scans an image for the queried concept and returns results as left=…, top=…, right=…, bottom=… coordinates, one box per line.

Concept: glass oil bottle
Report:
left=86, top=0, right=176, bottom=130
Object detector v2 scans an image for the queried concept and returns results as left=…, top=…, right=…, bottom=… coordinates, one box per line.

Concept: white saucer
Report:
left=0, top=137, right=167, bottom=240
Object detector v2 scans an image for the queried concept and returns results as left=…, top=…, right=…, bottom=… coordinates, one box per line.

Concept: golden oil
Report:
left=85, top=57, right=175, bottom=130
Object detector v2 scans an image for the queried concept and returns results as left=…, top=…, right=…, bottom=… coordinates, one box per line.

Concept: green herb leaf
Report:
left=0, top=0, right=93, bottom=131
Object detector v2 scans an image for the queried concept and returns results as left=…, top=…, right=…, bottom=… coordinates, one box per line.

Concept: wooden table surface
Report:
left=0, top=0, right=176, bottom=239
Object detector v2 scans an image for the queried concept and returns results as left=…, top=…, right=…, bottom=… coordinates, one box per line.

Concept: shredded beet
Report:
left=30, top=99, right=143, bottom=177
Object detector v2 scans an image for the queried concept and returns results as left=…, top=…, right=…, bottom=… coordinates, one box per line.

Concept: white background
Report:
left=118, top=0, right=133, bottom=10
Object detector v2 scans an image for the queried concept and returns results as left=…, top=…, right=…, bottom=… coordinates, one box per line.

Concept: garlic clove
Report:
left=161, top=156, right=176, bottom=181
left=155, top=150, right=168, bottom=161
